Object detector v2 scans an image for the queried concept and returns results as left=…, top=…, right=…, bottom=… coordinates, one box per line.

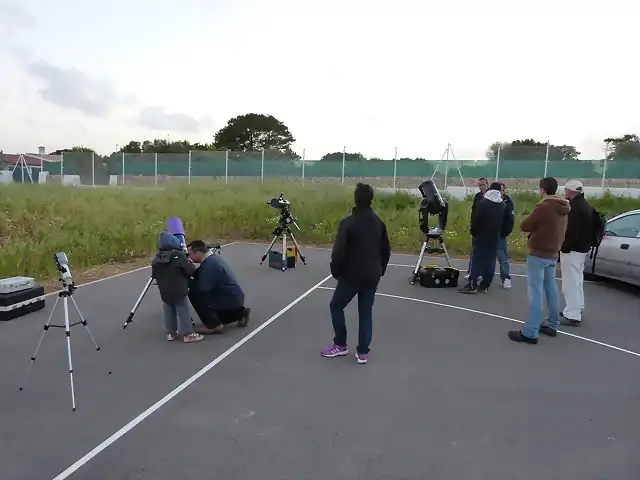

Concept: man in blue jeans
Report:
left=508, top=177, right=570, bottom=344
left=321, top=183, right=391, bottom=364
left=497, top=182, right=515, bottom=289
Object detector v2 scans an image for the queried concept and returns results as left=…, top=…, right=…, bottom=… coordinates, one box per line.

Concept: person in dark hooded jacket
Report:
left=459, top=183, right=505, bottom=293
left=151, top=231, right=203, bottom=343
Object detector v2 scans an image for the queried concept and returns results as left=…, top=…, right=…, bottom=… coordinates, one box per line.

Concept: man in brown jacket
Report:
left=508, top=177, right=570, bottom=345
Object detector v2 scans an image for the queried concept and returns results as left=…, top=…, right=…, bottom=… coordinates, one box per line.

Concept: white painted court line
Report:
left=51, top=272, right=333, bottom=480
left=234, top=240, right=532, bottom=268
left=386, top=263, right=598, bottom=283
left=43, top=242, right=238, bottom=298
left=316, top=286, right=640, bottom=359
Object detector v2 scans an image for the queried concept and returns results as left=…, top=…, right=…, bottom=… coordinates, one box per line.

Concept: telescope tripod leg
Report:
left=260, top=235, right=280, bottom=265
left=280, top=234, right=287, bottom=271
left=440, top=237, right=453, bottom=268
left=123, top=277, right=154, bottom=329
left=287, top=232, right=306, bottom=265
left=20, top=295, right=60, bottom=392
left=411, top=240, right=429, bottom=285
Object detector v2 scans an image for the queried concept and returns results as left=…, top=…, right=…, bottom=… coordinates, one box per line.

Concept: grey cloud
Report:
left=0, top=3, right=35, bottom=30
left=137, top=106, right=213, bottom=133
left=25, top=59, right=119, bottom=117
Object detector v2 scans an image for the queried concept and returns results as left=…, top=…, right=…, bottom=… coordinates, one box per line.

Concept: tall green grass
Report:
left=1, top=182, right=639, bottom=282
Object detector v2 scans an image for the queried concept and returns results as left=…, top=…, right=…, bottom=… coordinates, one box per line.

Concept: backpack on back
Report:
left=591, top=208, right=607, bottom=247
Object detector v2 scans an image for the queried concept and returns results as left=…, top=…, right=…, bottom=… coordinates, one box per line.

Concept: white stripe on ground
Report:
left=386, top=263, right=598, bottom=283
left=51, top=273, right=333, bottom=480
left=316, top=286, right=640, bottom=359
left=43, top=242, right=238, bottom=298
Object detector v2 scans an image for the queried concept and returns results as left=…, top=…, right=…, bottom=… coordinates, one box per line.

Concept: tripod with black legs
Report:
left=410, top=229, right=453, bottom=284
left=123, top=244, right=222, bottom=329
left=20, top=252, right=111, bottom=411
left=260, top=192, right=307, bottom=271
left=260, top=219, right=307, bottom=271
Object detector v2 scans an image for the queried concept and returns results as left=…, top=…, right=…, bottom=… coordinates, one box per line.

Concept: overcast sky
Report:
left=0, top=0, right=637, bottom=160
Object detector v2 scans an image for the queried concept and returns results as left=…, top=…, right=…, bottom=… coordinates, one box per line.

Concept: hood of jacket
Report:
left=484, top=189, right=503, bottom=203
left=157, top=231, right=181, bottom=251
left=542, top=195, right=571, bottom=216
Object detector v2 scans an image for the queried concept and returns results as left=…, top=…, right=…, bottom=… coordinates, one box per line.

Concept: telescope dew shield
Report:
left=166, top=217, right=187, bottom=251
left=417, top=180, right=449, bottom=233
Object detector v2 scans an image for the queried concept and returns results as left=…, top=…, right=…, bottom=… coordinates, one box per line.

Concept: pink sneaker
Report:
left=321, top=344, right=348, bottom=357
left=355, top=352, right=368, bottom=364
left=183, top=332, right=204, bottom=343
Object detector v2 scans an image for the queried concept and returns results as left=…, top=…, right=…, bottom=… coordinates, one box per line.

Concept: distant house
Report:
left=0, top=152, right=62, bottom=174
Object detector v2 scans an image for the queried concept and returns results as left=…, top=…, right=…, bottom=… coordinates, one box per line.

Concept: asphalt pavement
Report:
left=1, top=242, right=638, bottom=480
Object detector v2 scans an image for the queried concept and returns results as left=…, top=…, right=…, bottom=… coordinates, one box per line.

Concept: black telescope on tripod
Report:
left=410, top=180, right=458, bottom=286
left=260, top=192, right=307, bottom=271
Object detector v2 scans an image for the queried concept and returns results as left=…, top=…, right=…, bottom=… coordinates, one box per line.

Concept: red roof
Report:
left=1, top=153, right=61, bottom=167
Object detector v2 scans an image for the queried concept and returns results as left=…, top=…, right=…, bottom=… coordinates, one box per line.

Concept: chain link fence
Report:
left=6, top=146, right=640, bottom=191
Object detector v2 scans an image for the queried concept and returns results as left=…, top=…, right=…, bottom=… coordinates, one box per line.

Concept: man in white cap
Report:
left=559, top=179, right=594, bottom=326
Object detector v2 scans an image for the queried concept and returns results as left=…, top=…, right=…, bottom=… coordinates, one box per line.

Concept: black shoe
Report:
left=539, top=325, right=557, bottom=337
left=559, top=313, right=581, bottom=327
left=508, top=330, right=538, bottom=344
left=237, top=307, right=251, bottom=328
left=458, top=284, right=477, bottom=294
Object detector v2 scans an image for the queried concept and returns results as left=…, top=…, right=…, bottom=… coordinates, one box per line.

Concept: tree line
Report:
left=44, top=112, right=640, bottom=162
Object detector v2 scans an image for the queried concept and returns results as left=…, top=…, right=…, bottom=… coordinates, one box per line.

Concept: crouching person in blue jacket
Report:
left=186, top=240, right=251, bottom=334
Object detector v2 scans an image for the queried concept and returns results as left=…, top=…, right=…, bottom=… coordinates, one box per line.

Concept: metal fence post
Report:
left=601, top=148, right=608, bottom=189
left=341, top=146, right=346, bottom=185
left=444, top=145, right=449, bottom=189
left=261, top=148, right=265, bottom=183
left=60, top=151, right=64, bottom=180
left=121, top=152, right=125, bottom=185
left=154, top=153, right=158, bottom=185
left=543, top=141, right=550, bottom=177
left=91, top=151, right=95, bottom=187
left=393, top=146, right=397, bottom=189
left=495, top=144, right=501, bottom=180
left=301, top=148, right=306, bottom=185
left=188, top=150, right=192, bottom=184
left=225, top=150, right=229, bottom=184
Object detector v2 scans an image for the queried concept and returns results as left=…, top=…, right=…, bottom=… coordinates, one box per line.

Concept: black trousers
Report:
left=188, top=289, right=245, bottom=329
left=330, top=279, right=377, bottom=355
left=468, top=244, right=498, bottom=290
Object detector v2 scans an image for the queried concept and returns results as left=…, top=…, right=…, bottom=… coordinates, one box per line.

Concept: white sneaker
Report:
left=502, top=279, right=512, bottom=290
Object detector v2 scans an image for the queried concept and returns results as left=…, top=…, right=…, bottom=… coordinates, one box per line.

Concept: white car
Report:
left=584, top=209, right=640, bottom=287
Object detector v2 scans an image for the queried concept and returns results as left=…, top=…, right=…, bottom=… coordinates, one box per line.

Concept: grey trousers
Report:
left=162, top=297, right=194, bottom=334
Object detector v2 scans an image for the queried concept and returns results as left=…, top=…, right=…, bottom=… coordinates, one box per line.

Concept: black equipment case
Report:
left=0, top=285, right=46, bottom=321
left=418, top=265, right=460, bottom=288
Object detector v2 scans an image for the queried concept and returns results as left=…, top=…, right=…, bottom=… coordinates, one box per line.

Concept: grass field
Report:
left=1, top=181, right=639, bottom=284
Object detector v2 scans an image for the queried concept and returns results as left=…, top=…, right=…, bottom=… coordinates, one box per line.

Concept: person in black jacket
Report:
left=321, top=183, right=391, bottom=364
left=497, top=182, right=515, bottom=289
left=559, top=180, right=593, bottom=326
left=466, top=177, right=489, bottom=277
left=459, top=183, right=505, bottom=293
left=151, top=232, right=203, bottom=343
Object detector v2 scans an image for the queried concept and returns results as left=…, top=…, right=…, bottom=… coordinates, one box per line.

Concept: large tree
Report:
left=604, top=134, right=640, bottom=161
left=320, top=151, right=367, bottom=162
left=213, top=113, right=295, bottom=154
left=486, top=139, right=580, bottom=161
left=117, top=139, right=218, bottom=154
